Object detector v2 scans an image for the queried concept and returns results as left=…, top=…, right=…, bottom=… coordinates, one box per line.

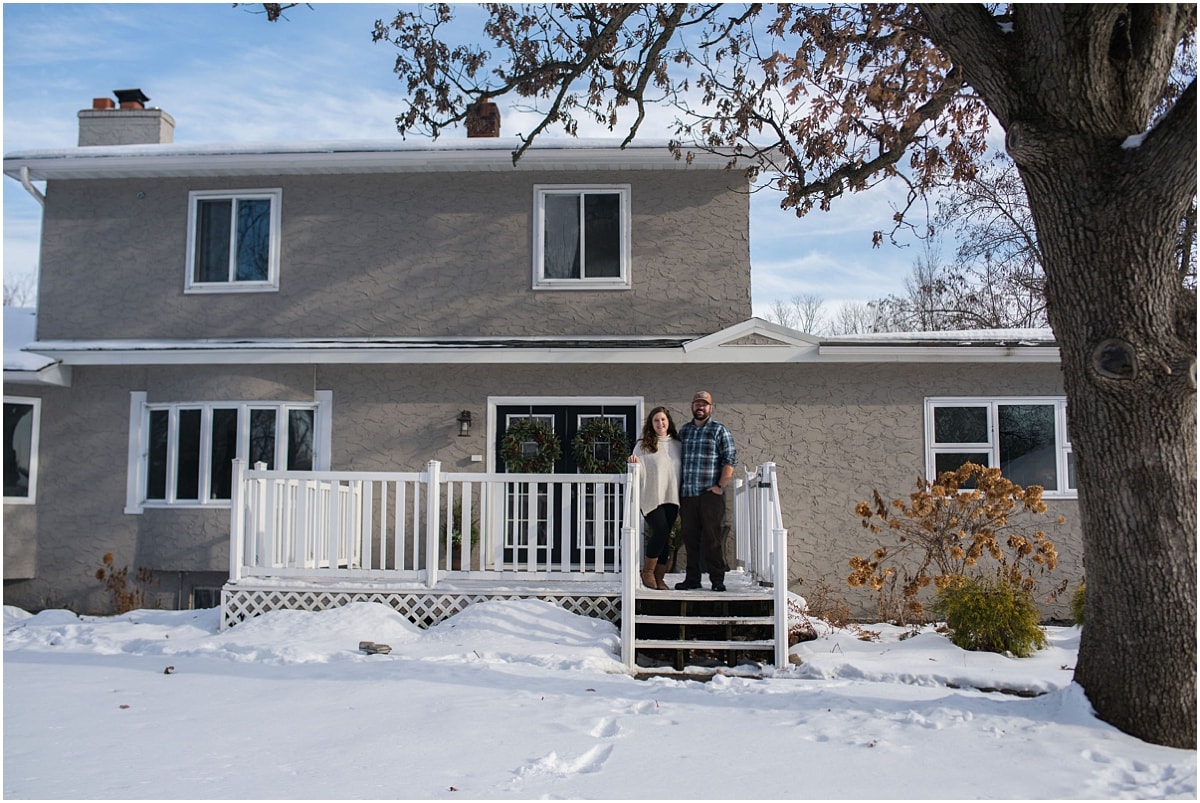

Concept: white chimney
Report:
left=78, top=89, right=175, bottom=146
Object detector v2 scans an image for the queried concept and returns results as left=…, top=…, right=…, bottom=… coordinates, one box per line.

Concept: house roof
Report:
left=4, top=137, right=760, bottom=180
left=12, top=318, right=1059, bottom=368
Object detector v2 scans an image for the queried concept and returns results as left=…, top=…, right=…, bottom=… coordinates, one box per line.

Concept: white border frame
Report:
left=184, top=188, right=282, bottom=294
left=532, top=184, right=631, bottom=291
left=3, top=395, right=41, bottom=505
left=924, top=396, right=1075, bottom=499
left=125, top=390, right=331, bottom=513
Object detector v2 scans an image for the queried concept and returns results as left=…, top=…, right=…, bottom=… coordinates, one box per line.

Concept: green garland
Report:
left=572, top=418, right=631, bottom=474
left=500, top=418, right=561, bottom=473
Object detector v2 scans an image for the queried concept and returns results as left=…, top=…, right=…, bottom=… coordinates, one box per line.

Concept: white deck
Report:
left=223, top=460, right=789, bottom=668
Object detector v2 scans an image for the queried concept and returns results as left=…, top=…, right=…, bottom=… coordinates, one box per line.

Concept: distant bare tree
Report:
left=765, top=293, right=825, bottom=334
left=826, top=301, right=881, bottom=335
left=4, top=274, right=37, bottom=307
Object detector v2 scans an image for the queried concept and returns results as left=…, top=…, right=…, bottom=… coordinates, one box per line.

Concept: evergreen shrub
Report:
left=932, top=574, right=1048, bottom=657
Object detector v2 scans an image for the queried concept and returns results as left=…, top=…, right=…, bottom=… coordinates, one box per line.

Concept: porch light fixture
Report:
left=456, top=410, right=472, bottom=437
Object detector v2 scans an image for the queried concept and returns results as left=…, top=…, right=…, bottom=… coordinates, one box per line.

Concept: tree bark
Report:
left=922, top=4, right=1197, bottom=748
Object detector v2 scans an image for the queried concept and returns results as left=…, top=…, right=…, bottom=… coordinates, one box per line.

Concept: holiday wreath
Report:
left=572, top=418, right=631, bottom=474
left=499, top=418, right=561, bottom=473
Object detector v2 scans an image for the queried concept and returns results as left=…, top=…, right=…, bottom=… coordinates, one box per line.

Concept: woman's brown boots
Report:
left=653, top=561, right=669, bottom=590
left=641, top=558, right=659, bottom=589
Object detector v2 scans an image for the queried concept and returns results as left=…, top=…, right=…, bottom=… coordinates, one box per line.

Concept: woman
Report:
left=628, top=406, right=683, bottom=590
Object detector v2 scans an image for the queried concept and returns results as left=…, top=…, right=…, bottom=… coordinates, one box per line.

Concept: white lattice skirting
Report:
left=221, top=584, right=622, bottom=631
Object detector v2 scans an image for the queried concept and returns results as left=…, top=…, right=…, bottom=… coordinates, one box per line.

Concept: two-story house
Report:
left=4, top=91, right=1083, bottom=637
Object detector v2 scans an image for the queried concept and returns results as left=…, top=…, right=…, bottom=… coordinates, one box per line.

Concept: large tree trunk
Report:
left=921, top=5, right=1197, bottom=748
left=1023, top=139, right=1196, bottom=749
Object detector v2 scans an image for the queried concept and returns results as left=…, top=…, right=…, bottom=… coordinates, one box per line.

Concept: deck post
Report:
left=620, top=461, right=640, bottom=670
left=773, top=523, right=789, bottom=669
left=762, top=462, right=791, bottom=669
left=425, top=460, right=441, bottom=588
left=229, top=458, right=246, bottom=581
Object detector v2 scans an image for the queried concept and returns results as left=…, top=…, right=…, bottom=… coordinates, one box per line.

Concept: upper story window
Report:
left=185, top=189, right=282, bottom=293
left=4, top=396, right=41, bottom=504
left=533, top=185, right=630, bottom=290
left=925, top=397, right=1075, bottom=499
left=126, top=392, right=330, bottom=511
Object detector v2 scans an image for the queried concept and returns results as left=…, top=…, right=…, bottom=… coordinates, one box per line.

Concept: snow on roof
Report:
left=824, top=327, right=1055, bottom=345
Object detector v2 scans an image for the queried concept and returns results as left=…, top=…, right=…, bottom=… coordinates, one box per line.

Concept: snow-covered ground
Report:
left=4, top=598, right=1194, bottom=799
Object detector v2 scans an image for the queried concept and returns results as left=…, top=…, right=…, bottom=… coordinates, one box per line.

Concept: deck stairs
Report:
left=630, top=581, right=779, bottom=673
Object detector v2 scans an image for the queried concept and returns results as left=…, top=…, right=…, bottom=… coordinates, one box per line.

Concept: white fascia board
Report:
left=26, top=339, right=1059, bottom=366
left=4, top=140, right=761, bottom=181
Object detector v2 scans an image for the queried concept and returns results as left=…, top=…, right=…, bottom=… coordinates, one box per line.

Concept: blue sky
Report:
left=2, top=3, right=923, bottom=315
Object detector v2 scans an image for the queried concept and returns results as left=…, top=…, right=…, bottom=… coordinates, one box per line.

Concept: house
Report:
left=3, top=91, right=1083, bottom=648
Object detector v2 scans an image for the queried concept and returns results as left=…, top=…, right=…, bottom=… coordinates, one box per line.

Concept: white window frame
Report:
left=924, top=396, right=1075, bottom=499
left=125, top=391, right=332, bottom=513
left=4, top=395, right=41, bottom=505
left=532, top=184, right=631, bottom=290
left=184, top=188, right=282, bottom=294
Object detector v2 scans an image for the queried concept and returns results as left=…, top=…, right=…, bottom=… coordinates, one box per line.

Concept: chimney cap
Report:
left=114, top=88, right=150, bottom=105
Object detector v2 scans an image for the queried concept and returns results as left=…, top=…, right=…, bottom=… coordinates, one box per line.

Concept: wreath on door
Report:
left=572, top=418, right=631, bottom=474
left=499, top=418, right=562, bottom=473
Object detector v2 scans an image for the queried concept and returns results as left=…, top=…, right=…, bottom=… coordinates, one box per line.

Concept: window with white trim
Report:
left=925, top=397, right=1075, bottom=497
left=129, top=395, right=327, bottom=509
left=533, top=185, right=630, bottom=290
left=185, top=189, right=281, bottom=293
left=4, top=396, right=41, bottom=504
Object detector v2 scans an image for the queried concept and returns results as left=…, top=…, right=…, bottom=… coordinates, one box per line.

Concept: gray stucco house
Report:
left=3, top=91, right=1082, bottom=627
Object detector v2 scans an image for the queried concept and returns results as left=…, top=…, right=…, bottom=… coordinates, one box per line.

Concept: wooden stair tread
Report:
left=635, top=638, right=775, bottom=650
left=634, top=614, right=774, bottom=625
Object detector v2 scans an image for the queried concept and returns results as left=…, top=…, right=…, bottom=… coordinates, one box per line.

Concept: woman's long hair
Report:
left=638, top=406, right=678, bottom=454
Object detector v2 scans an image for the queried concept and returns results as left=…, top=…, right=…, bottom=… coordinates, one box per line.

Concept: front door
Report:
left=495, top=402, right=638, bottom=570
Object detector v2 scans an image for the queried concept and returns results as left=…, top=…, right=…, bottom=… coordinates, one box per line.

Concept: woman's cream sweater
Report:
left=631, top=437, right=682, bottom=515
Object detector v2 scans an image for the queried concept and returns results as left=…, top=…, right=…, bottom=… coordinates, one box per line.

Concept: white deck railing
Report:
left=229, top=459, right=789, bottom=667
left=230, top=459, right=639, bottom=584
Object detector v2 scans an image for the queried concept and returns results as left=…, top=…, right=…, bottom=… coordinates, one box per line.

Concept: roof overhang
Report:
left=21, top=321, right=1060, bottom=367
left=4, top=138, right=764, bottom=181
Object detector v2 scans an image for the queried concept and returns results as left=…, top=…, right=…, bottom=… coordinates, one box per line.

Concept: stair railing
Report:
left=620, top=461, right=641, bottom=669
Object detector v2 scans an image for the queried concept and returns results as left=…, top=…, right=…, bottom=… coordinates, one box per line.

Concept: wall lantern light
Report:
left=456, top=410, right=473, bottom=437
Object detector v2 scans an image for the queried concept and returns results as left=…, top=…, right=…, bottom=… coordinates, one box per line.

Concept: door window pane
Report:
left=934, top=406, right=988, bottom=444
left=999, top=404, right=1057, bottom=490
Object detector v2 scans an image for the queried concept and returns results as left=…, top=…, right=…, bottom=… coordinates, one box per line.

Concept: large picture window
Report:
left=4, top=396, right=41, bottom=504
left=533, top=185, right=630, bottom=290
left=185, top=189, right=281, bottom=293
left=129, top=394, right=326, bottom=509
left=925, top=397, right=1075, bottom=498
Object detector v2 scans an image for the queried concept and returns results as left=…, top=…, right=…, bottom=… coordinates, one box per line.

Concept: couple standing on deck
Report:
left=628, top=391, right=737, bottom=592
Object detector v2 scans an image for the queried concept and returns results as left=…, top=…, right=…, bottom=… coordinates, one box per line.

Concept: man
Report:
left=675, top=390, right=737, bottom=592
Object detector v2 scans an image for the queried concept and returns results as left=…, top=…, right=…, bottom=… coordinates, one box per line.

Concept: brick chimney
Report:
left=78, top=89, right=175, bottom=146
left=465, top=97, right=500, bottom=138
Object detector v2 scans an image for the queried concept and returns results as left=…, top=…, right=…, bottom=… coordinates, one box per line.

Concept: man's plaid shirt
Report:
left=679, top=418, right=737, bottom=497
